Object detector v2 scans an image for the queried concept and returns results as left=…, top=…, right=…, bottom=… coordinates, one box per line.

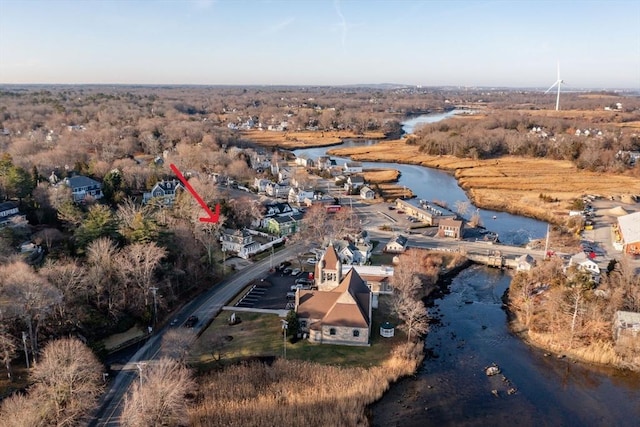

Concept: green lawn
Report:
left=190, top=296, right=406, bottom=370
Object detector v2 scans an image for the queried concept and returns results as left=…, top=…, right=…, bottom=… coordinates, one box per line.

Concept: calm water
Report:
left=293, top=111, right=547, bottom=245
left=369, top=266, right=640, bottom=427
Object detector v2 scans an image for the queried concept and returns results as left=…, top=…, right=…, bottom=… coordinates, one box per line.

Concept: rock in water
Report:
left=485, top=365, right=501, bottom=376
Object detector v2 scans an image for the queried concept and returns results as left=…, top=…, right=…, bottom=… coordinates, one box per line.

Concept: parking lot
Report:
left=231, top=260, right=317, bottom=311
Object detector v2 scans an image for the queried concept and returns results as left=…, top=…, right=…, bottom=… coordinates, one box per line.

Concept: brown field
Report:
left=329, top=142, right=640, bottom=224
left=240, top=129, right=386, bottom=150
left=188, top=343, right=422, bottom=426
left=361, top=168, right=400, bottom=184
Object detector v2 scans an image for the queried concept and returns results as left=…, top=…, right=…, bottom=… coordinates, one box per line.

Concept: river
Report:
left=293, top=111, right=547, bottom=246
left=295, top=112, right=640, bottom=426
left=369, top=266, right=640, bottom=426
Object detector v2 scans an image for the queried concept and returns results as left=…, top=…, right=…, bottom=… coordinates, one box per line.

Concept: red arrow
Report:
left=170, top=164, right=220, bottom=223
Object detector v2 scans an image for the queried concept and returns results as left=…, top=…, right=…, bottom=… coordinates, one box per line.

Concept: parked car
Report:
left=286, top=291, right=296, bottom=299
left=306, top=258, right=317, bottom=264
left=282, top=267, right=292, bottom=275
left=277, top=261, right=291, bottom=271
left=184, top=315, right=198, bottom=328
left=296, top=278, right=313, bottom=286
left=290, top=268, right=301, bottom=276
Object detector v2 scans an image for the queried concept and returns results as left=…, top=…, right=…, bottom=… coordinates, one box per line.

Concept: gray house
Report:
left=59, top=175, right=103, bottom=202
left=143, top=179, right=184, bottom=206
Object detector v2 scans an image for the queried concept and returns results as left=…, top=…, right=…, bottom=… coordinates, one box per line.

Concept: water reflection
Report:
left=293, top=112, right=547, bottom=245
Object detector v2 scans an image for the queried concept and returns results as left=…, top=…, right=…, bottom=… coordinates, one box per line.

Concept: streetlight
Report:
left=149, top=287, right=158, bottom=329
left=281, top=320, right=288, bottom=359
left=22, top=331, right=29, bottom=369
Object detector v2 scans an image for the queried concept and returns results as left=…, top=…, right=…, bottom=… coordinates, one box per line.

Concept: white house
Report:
left=516, top=254, right=536, bottom=271
left=337, top=241, right=372, bottom=266
left=288, top=188, right=314, bottom=205
left=265, top=182, right=290, bottom=198
left=385, top=234, right=408, bottom=254
left=343, top=162, right=363, bottom=174
left=253, top=178, right=271, bottom=193
left=142, top=179, right=184, bottom=206
left=360, top=186, right=375, bottom=200
left=344, top=175, right=365, bottom=192
left=569, top=252, right=601, bottom=276
left=317, top=156, right=336, bottom=170
left=295, top=155, right=314, bottom=168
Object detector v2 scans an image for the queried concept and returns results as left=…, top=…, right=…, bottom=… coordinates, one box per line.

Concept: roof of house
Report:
left=63, top=175, right=101, bottom=188
left=298, top=268, right=370, bottom=329
left=517, top=254, right=536, bottom=264
left=270, top=213, right=303, bottom=224
left=349, top=176, right=365, bottom=183
left=387, top=234, right=408, bottom=247
left=0, top=201, right=18, bottom=212
left=153, top=179, right=183, bottom=192
left=618, top=212, right=640, bottom=244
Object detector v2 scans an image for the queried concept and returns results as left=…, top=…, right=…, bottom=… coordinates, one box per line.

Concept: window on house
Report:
left=300, top=320, right=307, bottom=328
left=353, top=330, right=360, bottom=337
left=329, top=328, right=336, bottom=336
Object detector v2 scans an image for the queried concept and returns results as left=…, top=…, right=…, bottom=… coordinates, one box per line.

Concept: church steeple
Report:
left=315, top=242, right=342, bottom=291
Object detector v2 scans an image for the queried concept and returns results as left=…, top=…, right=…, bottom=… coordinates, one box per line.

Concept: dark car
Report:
left=282, top=267, right=292, bottom=275
left=277, top=261, right=292, bottom=271
left=184, top=315, right=198, bottom=328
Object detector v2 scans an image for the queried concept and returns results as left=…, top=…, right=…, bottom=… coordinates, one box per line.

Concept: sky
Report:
left=0, top=0, right=639, bottom=89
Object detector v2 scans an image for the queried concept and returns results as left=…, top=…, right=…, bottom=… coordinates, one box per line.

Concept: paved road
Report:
left=89, top=242, right=302, bottom=426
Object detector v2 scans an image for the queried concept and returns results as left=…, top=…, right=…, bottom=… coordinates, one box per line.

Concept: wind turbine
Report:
left=545, top=62, right=564, bottom=111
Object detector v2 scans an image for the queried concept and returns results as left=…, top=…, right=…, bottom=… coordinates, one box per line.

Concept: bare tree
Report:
left=31, top=338, right=103, bottom=426
left=0, top=389, right=48, bottom=427
left=0, top=261, right=62, bottom=359
left=454, top=200, right=470, bottom=217
left=396, top=296, right=429, bottom=343
left=40, top=259, right=87, bottom=325
left=161, top=329, right=196, bottom=361
left=122, top=358, right=194, bottom=427
left=0, top=327, right=17, bottom=380
left=391, top=249, right=425, bottom=299
left=297, top=203, right=330, bottom=245
left=86, top=237, right=123, bottom=316
left=117, top=242, right=166, bottom=315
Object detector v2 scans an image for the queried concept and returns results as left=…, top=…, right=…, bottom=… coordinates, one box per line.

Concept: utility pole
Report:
left=136, top=362, right=146, bottom=408
left=544, top=224, right=550, bottom=259
left=150, top=287, right=158, bottom=329
left=281, top=320, right=288, bottom=359
left=22, top=332, right=29, bottom=369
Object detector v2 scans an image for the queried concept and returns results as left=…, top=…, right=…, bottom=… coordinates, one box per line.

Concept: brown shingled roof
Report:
left=297, top=268, right=371, bottom=329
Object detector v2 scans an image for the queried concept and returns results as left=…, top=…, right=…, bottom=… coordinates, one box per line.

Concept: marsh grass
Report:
left=188, top=342, right=423, bottom=427
left=329, top=140, right=640, bottom=224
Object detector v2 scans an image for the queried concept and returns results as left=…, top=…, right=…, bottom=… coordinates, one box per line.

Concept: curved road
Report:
left=89, top=242, right=302, bottom=426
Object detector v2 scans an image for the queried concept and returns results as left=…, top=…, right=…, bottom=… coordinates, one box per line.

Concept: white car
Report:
left=306, top=258, right=317, bottom=264
left=290, top=268, right=301, bottom=276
